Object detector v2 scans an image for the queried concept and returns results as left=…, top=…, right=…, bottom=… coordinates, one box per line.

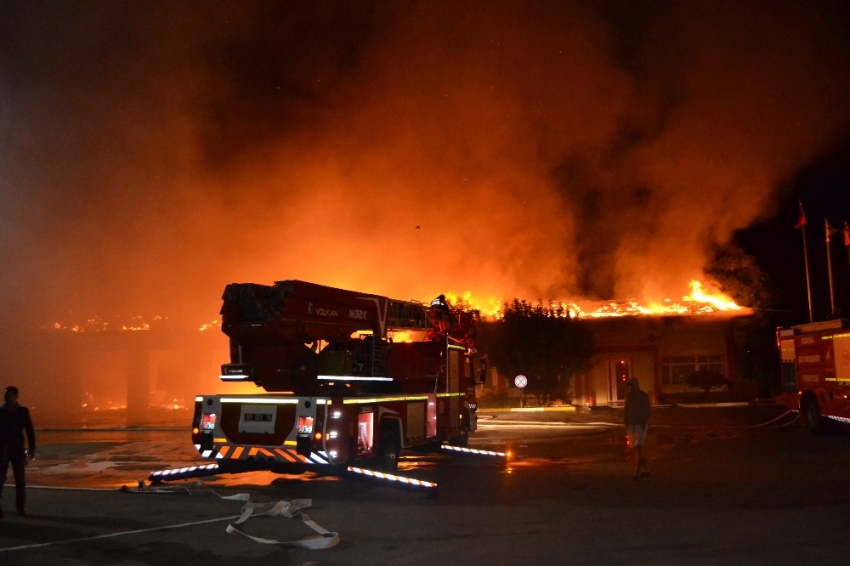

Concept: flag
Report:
left=826, top=218, right=839, bottom=240
left=794, top=200, right=806, bottom=228
left=844, top=221, right=850, bottom=246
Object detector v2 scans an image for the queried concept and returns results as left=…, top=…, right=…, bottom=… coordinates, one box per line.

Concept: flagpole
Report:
left=798, top=201, right=814, bottom=322
left=825, top=217, right=836, bottom=318
left=845, top=221, right=850, bottom=275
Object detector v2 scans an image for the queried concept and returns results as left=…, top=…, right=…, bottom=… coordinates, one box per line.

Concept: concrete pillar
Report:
left=127, top=347, right=151, bottom=426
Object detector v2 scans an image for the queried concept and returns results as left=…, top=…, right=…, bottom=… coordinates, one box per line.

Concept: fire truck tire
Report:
left=377, top=431, right=400, bottom=472
left=449, top=433, right=469, bottom=447
left=448, top=409, right=471, bottom=447
left=802, top=394, right=827, bottom=435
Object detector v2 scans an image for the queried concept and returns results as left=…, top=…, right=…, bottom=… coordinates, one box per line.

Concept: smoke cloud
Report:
left=3, top=0, right=850, bottom=327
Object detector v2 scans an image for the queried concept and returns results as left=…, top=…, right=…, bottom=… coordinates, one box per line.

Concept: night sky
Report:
left=737, top=140, right=850, bottom=323
left=2, top=1, right=850, bottom=329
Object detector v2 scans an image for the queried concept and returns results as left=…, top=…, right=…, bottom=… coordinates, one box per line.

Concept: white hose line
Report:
left=11, top=484, right=123, bottom=492
left=777, top=413, right=801, bottom=427
left=748, top=409, right=795, bottom=428
left=0, top=515, right=240, bottom=553
left=0, top=492, right=339, bottom=552
left=224, top=498, right=340, bottom=549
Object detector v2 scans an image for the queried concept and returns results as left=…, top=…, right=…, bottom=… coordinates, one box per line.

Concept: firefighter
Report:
left=0, top=386, right=36, bottom=517
left=624, top=377, right=651, bottom=480
left=431, top=294, right=451, bottom=316
left=429, top=294, right=454, bottom=335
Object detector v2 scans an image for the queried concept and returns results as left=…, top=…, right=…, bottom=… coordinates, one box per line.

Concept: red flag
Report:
left=844, top=222, right=850, bottom=246
left=794, top=200, right=806, bottom=228
left=826, top=218, right=840, bottom=239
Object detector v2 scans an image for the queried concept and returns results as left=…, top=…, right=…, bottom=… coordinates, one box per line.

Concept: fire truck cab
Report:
left=778, top=319, right=850, bottom=433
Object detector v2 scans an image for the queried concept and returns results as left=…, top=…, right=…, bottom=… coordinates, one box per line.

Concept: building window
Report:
left=661, top=355, right=725, bottom=385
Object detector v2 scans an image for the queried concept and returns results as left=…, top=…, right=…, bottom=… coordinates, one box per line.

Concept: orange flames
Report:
left=43, top=314, right=166, bottom=333
left=43, top=280, right=745, bottom=335
left=199, top=319, right=221, bottom=332
left=447, top=280, right=746, bottom=319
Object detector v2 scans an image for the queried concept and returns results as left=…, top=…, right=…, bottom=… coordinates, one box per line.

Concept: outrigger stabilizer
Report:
left=148, top=442, right=507, bottom=492
left=147, top=460, right=440, bottom=493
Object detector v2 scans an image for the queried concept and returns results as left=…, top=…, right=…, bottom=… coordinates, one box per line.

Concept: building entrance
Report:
left=607, top=359, right=632, bottom=403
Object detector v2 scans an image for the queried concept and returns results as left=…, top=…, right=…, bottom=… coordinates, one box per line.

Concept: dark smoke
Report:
left=3, top=0, right=850, bottom=321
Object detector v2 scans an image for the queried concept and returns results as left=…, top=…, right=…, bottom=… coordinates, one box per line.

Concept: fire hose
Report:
left=0, top=485, right=339, bottom=553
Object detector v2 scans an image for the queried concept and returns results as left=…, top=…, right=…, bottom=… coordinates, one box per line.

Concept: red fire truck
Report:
left=188, top=280, right=483, bottom=475
left=778, top=319, right=850, bottom=433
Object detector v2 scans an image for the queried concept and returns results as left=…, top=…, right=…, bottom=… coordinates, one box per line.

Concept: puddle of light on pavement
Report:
left=26, top=419, right=656, bottom=490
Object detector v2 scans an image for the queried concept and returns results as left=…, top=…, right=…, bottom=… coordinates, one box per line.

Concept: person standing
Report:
left=624, top=377, right=651, bottom=480
left=0, top=386, right=36, bottom=517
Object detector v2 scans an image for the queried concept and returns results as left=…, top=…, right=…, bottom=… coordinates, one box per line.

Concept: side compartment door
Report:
left=448, top=347, right=462, bottom=429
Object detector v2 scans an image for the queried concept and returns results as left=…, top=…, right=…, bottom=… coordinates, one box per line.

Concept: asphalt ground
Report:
left=3, top=405, right=850, bottom=565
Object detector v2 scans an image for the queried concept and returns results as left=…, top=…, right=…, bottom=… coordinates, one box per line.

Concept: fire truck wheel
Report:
left=802, top=394, right=826, bottom=435
left=377, top=431, right=400, bottom=472
left=449, top=410, right=470, bottom=447
left=449, top=433, right=469, bottom=447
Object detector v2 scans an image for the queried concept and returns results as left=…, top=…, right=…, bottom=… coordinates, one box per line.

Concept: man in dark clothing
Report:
left=624, top=377, right=651, bottom=480
left=0, top=386, right=36, bottom=517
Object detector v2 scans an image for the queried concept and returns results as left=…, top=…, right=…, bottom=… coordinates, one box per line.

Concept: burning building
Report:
left=32, top=315, right=231, bottom=426
left=477, top=281, right=751, bottom=406
left=573, top=314, right=740, bottom=407
left=3, top=3, right=850, bottom=422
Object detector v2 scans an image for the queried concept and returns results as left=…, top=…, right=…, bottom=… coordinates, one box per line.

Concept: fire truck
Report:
left=777, top=319, right=850, bottom=433
left=190, top=280, right=484, bottom=474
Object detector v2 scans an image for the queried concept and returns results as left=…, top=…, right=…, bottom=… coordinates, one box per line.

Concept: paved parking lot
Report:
left=3, top=405, right=850, bottom=565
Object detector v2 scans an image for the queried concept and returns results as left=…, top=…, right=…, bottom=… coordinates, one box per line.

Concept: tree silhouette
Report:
left=480, top=299, right=596, bottom=405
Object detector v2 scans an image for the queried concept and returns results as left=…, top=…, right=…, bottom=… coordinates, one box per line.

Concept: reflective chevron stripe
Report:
left=149, top=463, right=219, bottom=481
left=207, top=444, right=329, bottom=465
left=441, top=444, right=506, bottom=457
left=346, top=466, right=438, bottom=489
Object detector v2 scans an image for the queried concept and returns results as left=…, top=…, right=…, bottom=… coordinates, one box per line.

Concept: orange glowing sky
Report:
left=2, top=2, right=850, bottom=328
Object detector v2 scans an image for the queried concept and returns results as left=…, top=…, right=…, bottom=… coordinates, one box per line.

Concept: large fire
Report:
left=44, top=314, right=167, bottom=333
left=43, top=280, right=745, bottom=333
left=447, top=280, right=746, bottom=319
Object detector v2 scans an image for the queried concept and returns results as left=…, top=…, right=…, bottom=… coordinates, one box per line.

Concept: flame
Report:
left=199, top=319, right=220, bottom=332
left=686, top=280, right=741, bottom=311
left=43, top=314, right=167, bottom=332
left=446, top=280, right=746, bottom=319
left=444, top=292, right=503, bottom=318
left=43, top=281, right=744, bottom=335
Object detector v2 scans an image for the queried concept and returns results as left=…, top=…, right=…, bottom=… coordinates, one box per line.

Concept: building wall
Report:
left=576, top=315, right=740, bottom=406
left=578, top=348, right=657, bottom=406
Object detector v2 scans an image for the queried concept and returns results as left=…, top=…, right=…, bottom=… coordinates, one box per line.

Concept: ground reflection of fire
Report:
left=81, top=390, right=188, bottom=412
left=447, top=280, right=746, bottom=319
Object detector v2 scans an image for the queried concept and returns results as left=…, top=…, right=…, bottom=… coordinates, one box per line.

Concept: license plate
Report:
left=244, top=413, right=274, bottom=422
